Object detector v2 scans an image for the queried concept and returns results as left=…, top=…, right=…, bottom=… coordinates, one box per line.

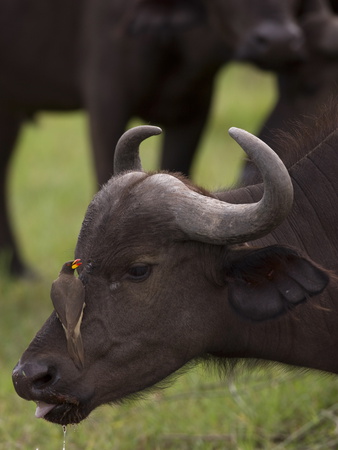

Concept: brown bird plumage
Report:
left=50, top=259, right=85, bottom=369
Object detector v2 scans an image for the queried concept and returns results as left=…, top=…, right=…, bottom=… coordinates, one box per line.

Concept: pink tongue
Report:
left=35, top=402, right=56, bottom=419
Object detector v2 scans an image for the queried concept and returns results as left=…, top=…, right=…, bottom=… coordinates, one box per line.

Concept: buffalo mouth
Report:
left=12, top=360, right=94, bottom=425
left=35, top=399, right=91, bottom=425
left=31, top=390, right=92, bottom=425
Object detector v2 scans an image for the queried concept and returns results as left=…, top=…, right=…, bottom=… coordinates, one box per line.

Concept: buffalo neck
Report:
left=208, top=286, right=338, bottom=374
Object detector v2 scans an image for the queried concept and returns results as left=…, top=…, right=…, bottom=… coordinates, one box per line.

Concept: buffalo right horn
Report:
left=114, top=125, right=162, bottom=175
left=171, top=127, right=294, bottom=245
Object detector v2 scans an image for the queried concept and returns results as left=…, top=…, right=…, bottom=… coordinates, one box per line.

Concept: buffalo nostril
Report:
left=12, top=361, right=58, bottom=400
left=250, top=22, right=304, bottom=53
left=32, top=369, right=55, bottom=389
left=253, top=32, right=269, bottom=50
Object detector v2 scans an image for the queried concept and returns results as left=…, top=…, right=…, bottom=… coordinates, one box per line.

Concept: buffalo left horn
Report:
left=171, top=127, right=294, bottom=244
left=114, top=125, right=162, bottom=175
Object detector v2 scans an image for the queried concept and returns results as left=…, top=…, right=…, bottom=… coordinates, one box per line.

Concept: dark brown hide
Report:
left=12, top=105, right=338, bottom=426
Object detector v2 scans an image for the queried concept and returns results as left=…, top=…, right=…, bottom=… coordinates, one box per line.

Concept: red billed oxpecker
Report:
left=50, top=259, right=85, bottom=369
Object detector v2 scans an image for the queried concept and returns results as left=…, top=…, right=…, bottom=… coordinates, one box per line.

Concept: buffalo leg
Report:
left=85, top=76, right=130, bottom=187
left=161, top=90, right=213, bottom=176
left=0, top=109, right=29, bottom=277
left=88, top=111, right=128, bottom=187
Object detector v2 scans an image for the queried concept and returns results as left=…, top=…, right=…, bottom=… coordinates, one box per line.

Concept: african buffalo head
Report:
left=205, top=0, right=338, bottom=69
left=12, top=126, right=328, bottom=425
left=203, top=0, right=313, bottom=68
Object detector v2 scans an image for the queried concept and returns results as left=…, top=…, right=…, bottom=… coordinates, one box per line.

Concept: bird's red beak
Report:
left=71, top=259, right=82, bottom=270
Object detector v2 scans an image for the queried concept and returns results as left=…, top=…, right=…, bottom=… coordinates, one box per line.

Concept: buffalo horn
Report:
left=114, top=125, right=162, bottom=175
left=173, top=127, right=294, bottom=244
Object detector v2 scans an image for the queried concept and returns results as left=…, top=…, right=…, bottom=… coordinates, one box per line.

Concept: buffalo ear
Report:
left=225, top=245, right=329, bottom=321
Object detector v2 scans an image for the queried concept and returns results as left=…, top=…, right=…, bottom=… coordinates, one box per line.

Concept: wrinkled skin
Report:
left=0, top=0, right=329, bottom=276
left=13, top=106, right=338, bottom=425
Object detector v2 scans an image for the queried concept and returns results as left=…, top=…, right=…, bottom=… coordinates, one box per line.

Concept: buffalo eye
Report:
left=126, top=264, right=151, bottom=282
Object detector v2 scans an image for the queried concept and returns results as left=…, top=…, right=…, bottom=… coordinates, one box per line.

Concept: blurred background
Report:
left=2, top=1, right=338, bottom=448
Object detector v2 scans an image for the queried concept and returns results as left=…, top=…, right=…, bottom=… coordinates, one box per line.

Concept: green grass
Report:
left=2, top=63, right=338, bottom=449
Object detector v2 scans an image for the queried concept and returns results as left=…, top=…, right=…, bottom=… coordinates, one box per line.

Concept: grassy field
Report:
left=2, top=63, right=338, bottom=449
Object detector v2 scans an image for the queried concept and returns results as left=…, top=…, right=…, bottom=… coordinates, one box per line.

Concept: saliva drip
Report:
left=62, top=425, right=67, bottom=450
